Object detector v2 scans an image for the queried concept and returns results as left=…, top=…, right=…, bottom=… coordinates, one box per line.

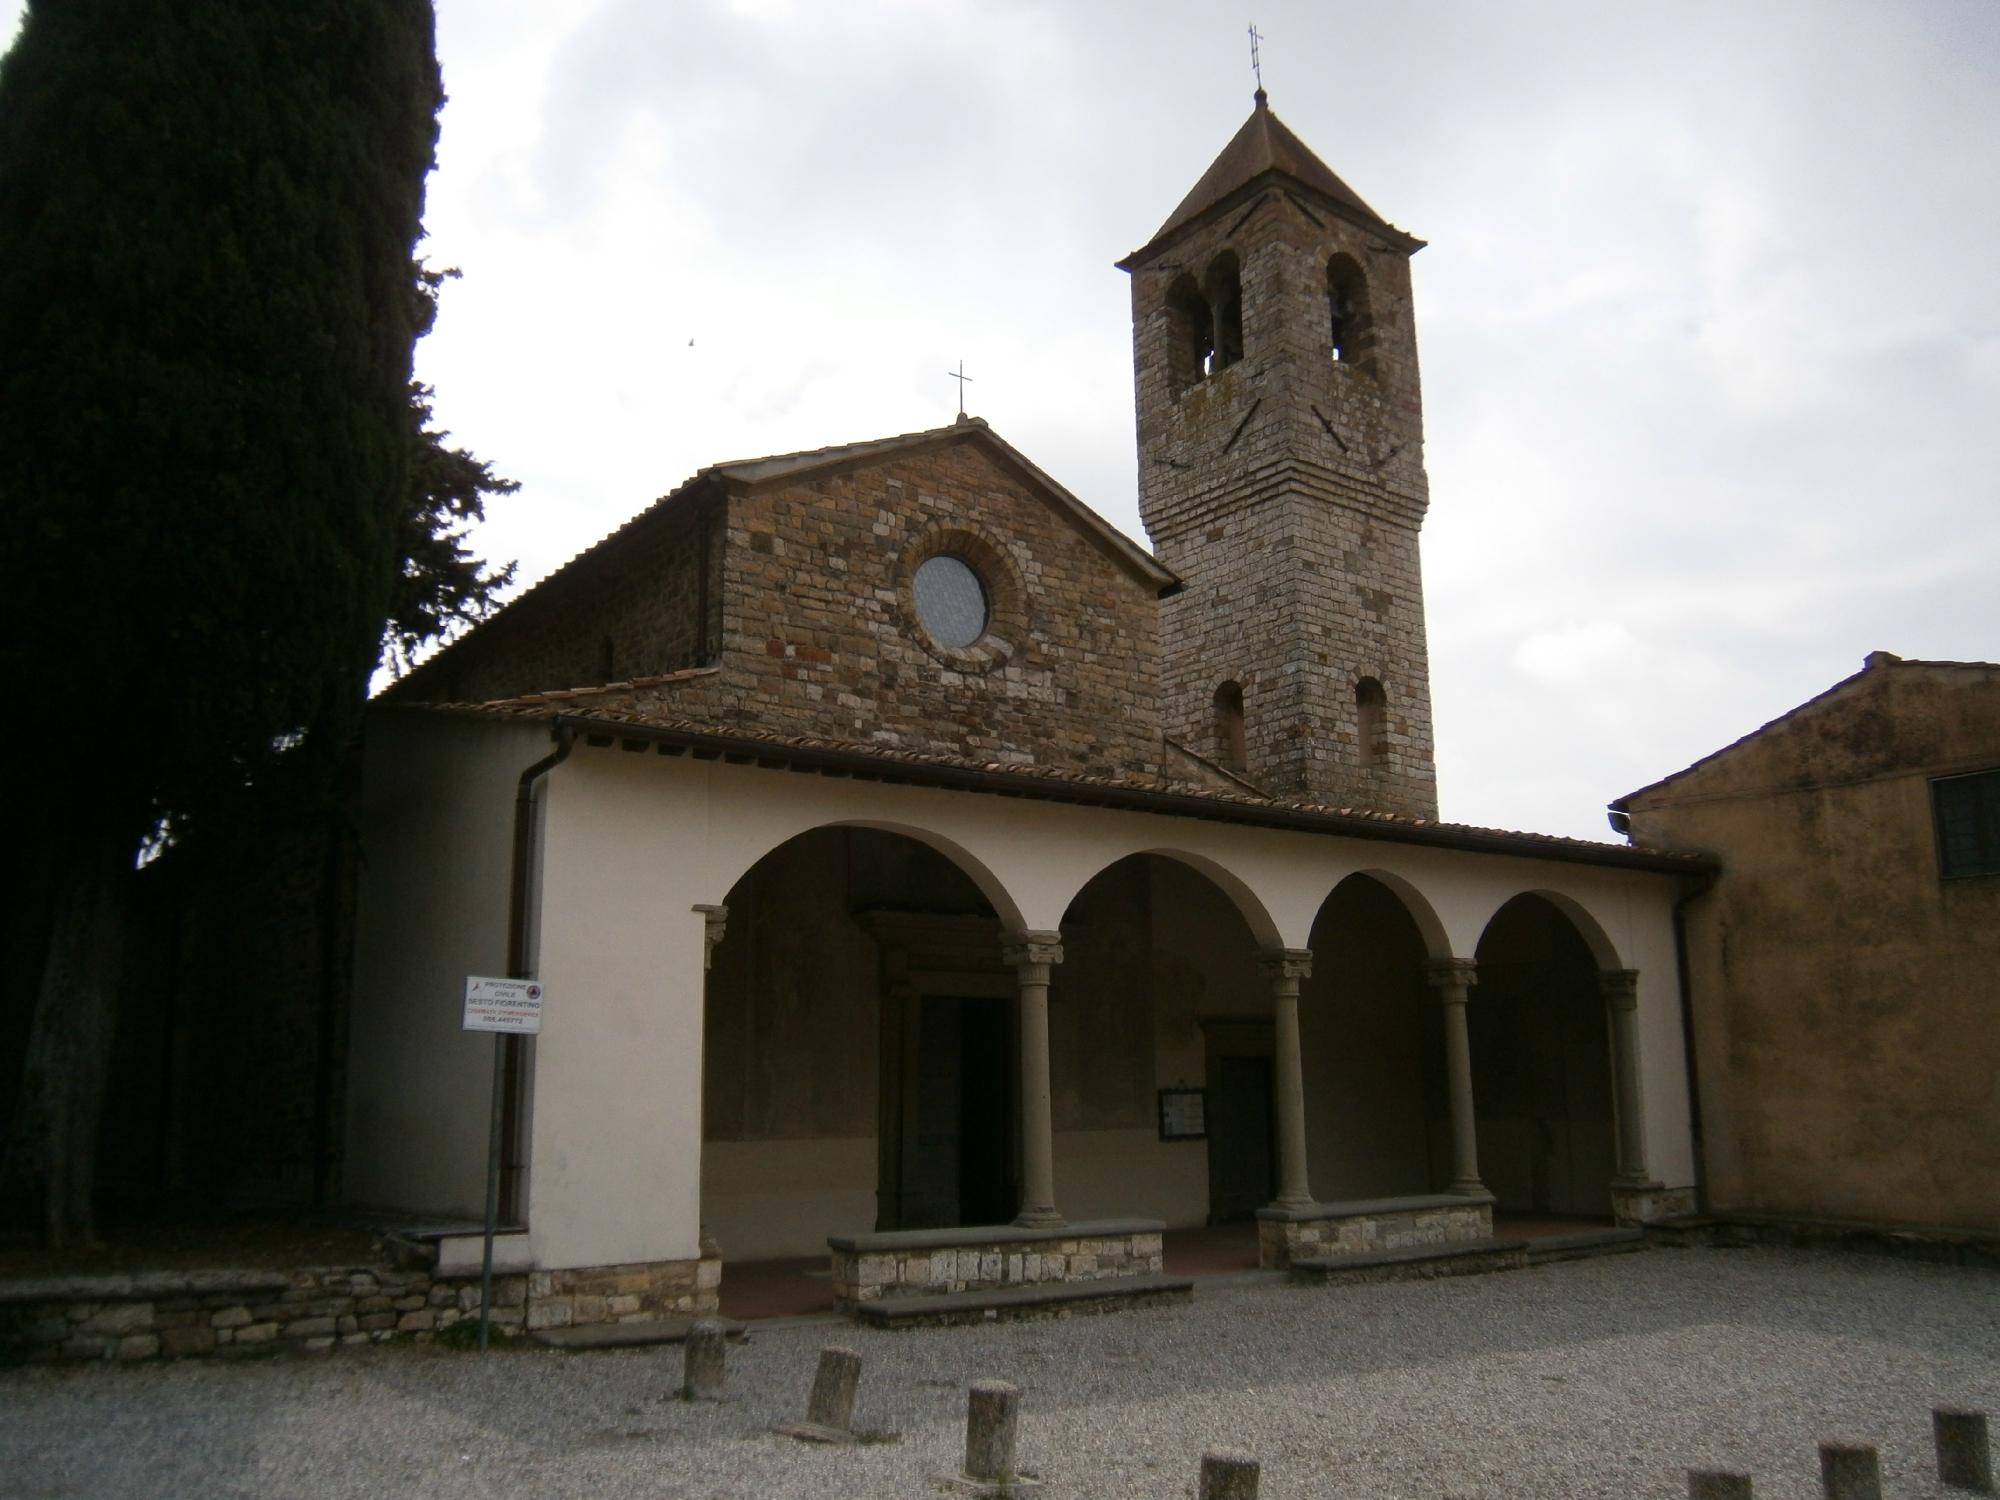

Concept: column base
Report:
left=1011, top=1208, right=1064, bottom=1230
left=1447, top=1179, right=1489, bottom=1198
left=1610, top=1181, right=1696, bottom=1225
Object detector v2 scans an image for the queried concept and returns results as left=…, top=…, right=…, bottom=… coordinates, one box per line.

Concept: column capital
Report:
left=1599, top=968, right=1640, bottom=1009
left=1257, top=948, right=1314, bottom=984
left=693, top=904, right=728, bottom=971
left=1002, top=930, right=1064, bottom=970
left=1425, top=957, right=1478, bottom=995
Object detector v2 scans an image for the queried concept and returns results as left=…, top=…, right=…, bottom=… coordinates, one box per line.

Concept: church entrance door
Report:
left=905, top=995, right=1017, bottom=1229
left=1204, top=1024, right=1276, bottom=1224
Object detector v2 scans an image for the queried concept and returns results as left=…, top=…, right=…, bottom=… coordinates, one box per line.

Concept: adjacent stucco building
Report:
left=1612, top=652, right=2000, bottom=1234
left=345, top=92, right=1711, bottom=1330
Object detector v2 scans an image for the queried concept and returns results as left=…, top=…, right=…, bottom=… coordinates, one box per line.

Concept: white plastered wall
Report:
left=365, top=728, right=1698, bottom=1272
left=345, top=710, right=549, bottom=1218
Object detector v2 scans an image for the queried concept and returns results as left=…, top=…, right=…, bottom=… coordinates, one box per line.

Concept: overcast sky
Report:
left=9, top=2, right=1996, bottom=841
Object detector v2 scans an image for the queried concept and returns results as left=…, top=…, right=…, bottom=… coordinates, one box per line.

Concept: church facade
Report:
left=346, top=96, right=1708, bottom=1327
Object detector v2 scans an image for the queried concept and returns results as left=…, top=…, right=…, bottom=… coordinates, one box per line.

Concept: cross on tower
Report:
left=1249, top=23, right=1264, bottom=94
left=947, top=360, right=974, bottom=419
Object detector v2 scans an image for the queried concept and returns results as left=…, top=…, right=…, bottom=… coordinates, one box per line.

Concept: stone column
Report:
left=1003, top=931, right=1064, bottom=1228
left=1601, top=968, right=1651, bottom=1184
left=1259, top=949, right=1316, bottom=1209
left=1426, top=957, right=1486, bottom=1196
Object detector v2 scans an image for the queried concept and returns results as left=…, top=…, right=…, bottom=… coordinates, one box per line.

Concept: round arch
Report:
left=712, top=816, right=1029, bottom=934
left=1470, top=886, right=1624, bottom=970
left=1467, top=891, right=1619, bottom=1219
left=1052, top=845, right=1283, bottom=951
left=1299, top=871, right=1452, bottom=1202
left=1326, top=866, right=1453, bottom=960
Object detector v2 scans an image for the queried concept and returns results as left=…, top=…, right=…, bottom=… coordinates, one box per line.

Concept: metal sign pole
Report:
left=478, top=1031, right=505, bottom=1350
left=462, top=974, right=544, bottom=1351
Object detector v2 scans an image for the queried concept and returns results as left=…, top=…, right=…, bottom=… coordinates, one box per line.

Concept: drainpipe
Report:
left=498, top=723, right=575, bottom=1222
left=1671, top=870, right=1719, bottom=1215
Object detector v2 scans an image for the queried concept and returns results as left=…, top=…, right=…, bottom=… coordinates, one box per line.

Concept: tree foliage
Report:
left=385, top=267, right=519, bottom=677
left=0, top=0, right=445, bottom=1245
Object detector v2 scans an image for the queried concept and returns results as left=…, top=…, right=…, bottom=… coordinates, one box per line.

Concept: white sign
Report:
left=463, top=975, right=545, bottom=1035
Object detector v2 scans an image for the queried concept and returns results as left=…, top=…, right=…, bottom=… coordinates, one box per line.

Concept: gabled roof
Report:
left=385, top=416, right=1179, bottom=699
left=1610, top=651, right=2000, bottom=810
left=1119, top=91, right=1423, bottom=269
left=708, top=416, right=1178, bottom=593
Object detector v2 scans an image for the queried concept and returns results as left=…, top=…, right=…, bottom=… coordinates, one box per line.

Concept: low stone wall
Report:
left=828, top=1219, right=1165, bottom=1309
left=524, top=1258, right=719, bottom=1333
left=1257, top=1193, right=1494, bottom=1269
left=2, top=1253, right=717, bottom=1364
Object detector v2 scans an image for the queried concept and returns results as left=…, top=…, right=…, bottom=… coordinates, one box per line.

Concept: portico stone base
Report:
left=1610, top=1182, right=1697, bottom=1226
left=828, top=1219, right=1165, bottom=1310
left=1256, top=1193, right=1495, bottom=1269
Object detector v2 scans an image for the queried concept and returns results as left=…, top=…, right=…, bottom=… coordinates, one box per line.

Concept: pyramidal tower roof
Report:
left=1120, top=90, right=1421, bottom=267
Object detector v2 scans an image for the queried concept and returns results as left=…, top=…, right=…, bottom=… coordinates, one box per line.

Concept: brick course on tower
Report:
left=1120, top=90, right=1440, bottom=819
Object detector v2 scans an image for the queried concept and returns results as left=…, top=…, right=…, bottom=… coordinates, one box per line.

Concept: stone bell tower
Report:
left=1119, top=90, right=1438, bottom=819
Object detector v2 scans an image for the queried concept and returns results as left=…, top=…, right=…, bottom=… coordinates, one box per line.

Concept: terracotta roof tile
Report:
left=403, top=693, right=1705, bottom=869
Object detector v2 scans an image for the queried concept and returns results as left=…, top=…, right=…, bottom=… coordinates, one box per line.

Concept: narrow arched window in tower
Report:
left=1204, top=251, right=1244, bottom=372
left=599, top=636, right=616, bottom=682
left=1213, top=680, right=1248, bottom=772
left=1164, top=273, right=1215, bottom=392
left=1355, top=676, right=1387, bottom=768
left=1327, top=254, right=1372, bottom=366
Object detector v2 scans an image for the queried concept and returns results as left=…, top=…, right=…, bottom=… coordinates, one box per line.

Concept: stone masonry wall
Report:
left=392, top=487, right=726, bottom=705
left=4, top=1255, right=716, bottom=1364
left=832, top=1228, right=1165, bottom=1308
left=583, top=434, right=1168, bottom=781
left=1128, top=184, right=1438, bottom=817
left=1258, top=1198, right=1490, bottom=1269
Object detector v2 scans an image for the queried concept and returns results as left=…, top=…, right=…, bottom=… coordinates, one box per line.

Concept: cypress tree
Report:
left=0, top=0, right=443, bottom=1245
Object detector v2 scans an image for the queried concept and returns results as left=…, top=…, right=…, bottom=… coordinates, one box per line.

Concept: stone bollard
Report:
left=1819, top=1442, right=1882, bottom=1500
left=806, top=1346, right=862, bottom=1431
left=964, top=1380, right=1021, bottom=1484
left=1200, top=1447, right=1261, bottom=1500
left=681, top=1318, right=727, bottom=1401
left=774, top=1346, right=865, bottom=1442
left=1935, top=1408, right=1994, bottom=1493
left=1689, top=1469, right=1755, bottom=1500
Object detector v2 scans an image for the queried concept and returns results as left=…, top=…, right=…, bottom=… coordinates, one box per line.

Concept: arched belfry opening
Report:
left=1327, top=253, right=1371, bottom=366
left=1355, top=676, right=1387, bottom=768
left=1165, top=273, right=1215, bottom=392
left=1213, top=679, right=1247, bottom=772
left=1204, top=250, right=1244, bottom=371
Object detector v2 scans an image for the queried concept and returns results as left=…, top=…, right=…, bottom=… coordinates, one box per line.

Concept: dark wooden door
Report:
left=903, top=996, right=1016, bottom=1228
left=1206, top=1053, right=1275, bottom=1224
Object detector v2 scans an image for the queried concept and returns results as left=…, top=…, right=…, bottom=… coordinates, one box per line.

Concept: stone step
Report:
left=1523, top=1228, right=1647, bottom=1265
left=1289, top=1236, right=1530, bottom=1285
left=852, top=1274, right=1193, bottom=1329
left=530, top=1314, right=746, bottom=1351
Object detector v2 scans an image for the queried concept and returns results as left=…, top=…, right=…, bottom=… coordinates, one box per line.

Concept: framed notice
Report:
left=463, top=975, right=545, bottom=1035
left=1157, top=1087, right=1207, bottom=1142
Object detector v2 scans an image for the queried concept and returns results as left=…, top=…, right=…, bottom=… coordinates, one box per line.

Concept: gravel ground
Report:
left=2, top=1246, right=1995, bottom=1500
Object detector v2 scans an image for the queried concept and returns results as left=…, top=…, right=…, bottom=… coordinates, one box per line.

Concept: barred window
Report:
left=1932, top=768, right=2000, bottom=879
